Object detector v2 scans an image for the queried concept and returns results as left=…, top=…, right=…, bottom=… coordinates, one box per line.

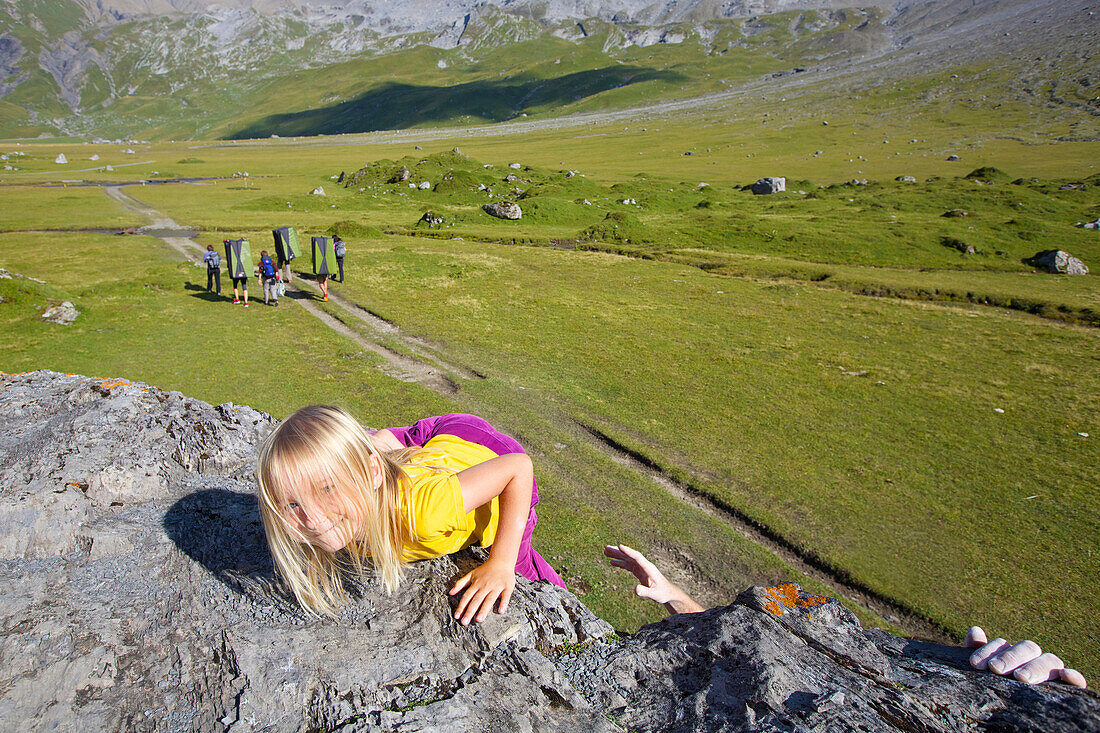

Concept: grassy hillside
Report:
left=2, top=101, right=1098, bottom=678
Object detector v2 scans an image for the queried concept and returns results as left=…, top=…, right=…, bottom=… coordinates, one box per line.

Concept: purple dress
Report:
left=383, top=414, right=565, bottom=588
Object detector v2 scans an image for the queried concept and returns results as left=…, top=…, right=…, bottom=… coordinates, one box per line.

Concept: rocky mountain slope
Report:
left=1, top=0, right=1095, bottom=139
left=1, top=369, right=1098, bottom=731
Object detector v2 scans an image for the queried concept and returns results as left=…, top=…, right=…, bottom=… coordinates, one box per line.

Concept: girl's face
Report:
left=280, top=456, right=379, bottom=552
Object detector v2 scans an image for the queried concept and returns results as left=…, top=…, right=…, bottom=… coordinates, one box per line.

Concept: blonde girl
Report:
left=256, top=408, right=563, bottom=624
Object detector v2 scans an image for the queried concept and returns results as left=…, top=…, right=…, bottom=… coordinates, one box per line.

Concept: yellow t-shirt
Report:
left=400, top=435, right=500, bottom=561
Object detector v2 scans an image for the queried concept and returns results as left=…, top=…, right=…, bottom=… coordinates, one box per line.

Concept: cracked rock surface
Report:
left=1, top=370, right=1097, bottom=731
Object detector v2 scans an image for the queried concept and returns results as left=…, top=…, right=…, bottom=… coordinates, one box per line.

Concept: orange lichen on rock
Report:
left=97, top=379, right=130, bottom=390
left=761, top=583, right=830, bottom=617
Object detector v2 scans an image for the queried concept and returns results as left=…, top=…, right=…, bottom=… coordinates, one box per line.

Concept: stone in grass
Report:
left=418, top=181, right=431, bottom=190
left=947, top=154, right=960, bottom=161
left=390, top=165, right=411, bottom=183
left=483, top=201, right=522, bottom=220
left=942, top=209, right=969, bottom=217
left=418, top=211, right=444, bottom=227
left=509, top=162, right=522, bottom=169
left=55, top=153, right=67, bottom=164
left=942, top=237, right=976, bottom=255
left=751, top=177, right=786, bottom=195
left=1076, top=218, right=1100, bottom=230
left=41, top=301, right=79, bottom=325
left=310, top=186, right=325, bottom=196
left=1025, top=249, right=1089, bottom=275
left=896, top=175, right=917, bottom=183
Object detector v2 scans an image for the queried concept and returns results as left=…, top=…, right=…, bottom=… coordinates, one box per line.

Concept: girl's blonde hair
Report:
left=255, top=405, right=416, bottom=616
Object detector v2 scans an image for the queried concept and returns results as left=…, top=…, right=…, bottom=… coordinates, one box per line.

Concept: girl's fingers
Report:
left=1060, top=669, right=1087, bottom=688
left=497, top=586, right=512, bottom=615
left=988, top=640, right=1042, bottom=676
left=965, top=626, right=988, bottom=648
left=1013, top=653, right=1064, bottom=684
left=970, top=638, right=1010, bottom=670
left=449, top=572, right=472, bottom=596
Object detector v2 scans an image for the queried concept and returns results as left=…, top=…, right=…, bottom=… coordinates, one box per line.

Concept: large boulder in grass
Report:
left=40, top=300, right=79, bottom=325
left=1025, top=249, right=1089, bottom=275
left=751, top=177, right=786, bottom=195
left=483, top=201, right=522, bottom=220
left=1, top=370, right=1096, bottom=732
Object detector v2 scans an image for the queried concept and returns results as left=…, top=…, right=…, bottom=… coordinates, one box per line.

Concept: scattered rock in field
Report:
left=418, top=211, right=444, bottom=227
left=0, top=268, right=10, bottom=279
left=1025, top=250, right=1089, bottom=275
left=582, top=199, right=592, bottom=205
left=509, top=162, right=522, bottom=169
left=622, top=198, right=637, bottom=205
left=947, top=154, right=960, bottom=161
left=40, top=301, right=79, bottom=325
left=89, top=154, right=99, bottom=161
left=565, top=170, right=578, bottom=177
left=390, top=166, right=411, bottom=183
left=505, top=173, right=520, bottom=182
left=751, top=177, right=786, bottom=195
left=684, top=151, right=694, bottom=156
left=697, top=182, right=709, bottom=188
left=54, top=153, right=67, bottom=164
left=822, top=120, right=829, bottom=125
left=122, top=148, right=134, bottom=154
left=451, top=147, right=463, bottom=156
left=942, top=209, right=969, bottom=217
left=336, top=171, right=345, bottom=183
left=1077, top=218, right=1100, bottom=229
left=942, top=237, right=976, bottom=255
left=414, top=145, right=422, bottom=150
left=477, top=183, right=487, bottom=191
left=848, top=179, right=869, bottom=186
left=896, top=175, right=917, bottom=183
left=1059, top=182, right=1084, bottom=190
left=418, top=181, right=431, bottom=190
left=310, top=186, right=325, bottom=196
left=483, top=201, right=522, bottom=220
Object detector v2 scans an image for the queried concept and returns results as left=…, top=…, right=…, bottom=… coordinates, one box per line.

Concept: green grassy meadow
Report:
left=1, top=83, right=1098, bottom=676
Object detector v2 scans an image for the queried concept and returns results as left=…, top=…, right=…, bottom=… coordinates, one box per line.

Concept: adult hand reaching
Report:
left=604, top=544, right=705, bottom=615
left=966, top=626, right=1087, bottom=688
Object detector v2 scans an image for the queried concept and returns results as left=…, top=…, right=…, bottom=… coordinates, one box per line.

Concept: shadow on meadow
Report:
left=226, top=66, right=686, bottom=138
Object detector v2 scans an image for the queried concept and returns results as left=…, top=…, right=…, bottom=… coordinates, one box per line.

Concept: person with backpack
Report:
left=203, top=245, right=221, bottom=295
left=332, top=235, right=346, bottom=283
left=258, top=250, right=280, bottom=306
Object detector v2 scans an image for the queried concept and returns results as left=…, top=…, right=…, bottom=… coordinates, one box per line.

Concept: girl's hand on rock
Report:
left=966, top=626, right=1087, bottom=688
left=449, top=558, right=515, bottom=626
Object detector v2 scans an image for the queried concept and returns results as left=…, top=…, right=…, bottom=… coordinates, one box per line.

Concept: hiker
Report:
left=258, top=250, right=280, bottom=306
left=332, top=235, right=346, bottom=283
left=315, top=270, right=329, bottom=301
left=203, top=245, right=221, bottom=295
left=231, top=269, right=249, bottom=307
left=604, top=543, right=1088, bottom=688
left=255, top=409, right=563, bottom=624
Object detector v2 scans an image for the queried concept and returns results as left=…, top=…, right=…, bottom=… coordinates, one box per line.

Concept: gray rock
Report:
left=942, top=208, right=969, bottom=217
left=1077, top=218, right=1100, bottom=230
left=509, top=162, right=522, bottom=169
left=896, top=175, right=917, bottom=182
left=1025, top=249, right=1090, bottom=275
left=2, top=372, right=1096, bottom=732
left=418, top=181, right=431, bottom=190
left=947, top=154, right=960, bottom=161
left=483, top=201, right=522, bottom=220
left=505, top=172, right=521, bottom=182
left=418, top=210, right=444, bottom=227
left=54, top=153, right=67, bottom=164
left=40, top=300, right=79, bottom=325
left=0, top=371, right=612, bottom=731
left=751, top=177, right=786, bottom=195
left=310, top=186, right=325, bottom=196
left=562, top=584, right=1100, bottom=732
left=390, top=165, right=411, bottom=183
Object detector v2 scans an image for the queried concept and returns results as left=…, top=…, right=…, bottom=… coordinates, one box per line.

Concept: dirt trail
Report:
left=110, top=185, right=940, bottom=639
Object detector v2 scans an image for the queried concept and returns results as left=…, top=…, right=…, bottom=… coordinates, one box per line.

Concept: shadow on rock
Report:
left=163, top=488, right=278, bottom=595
